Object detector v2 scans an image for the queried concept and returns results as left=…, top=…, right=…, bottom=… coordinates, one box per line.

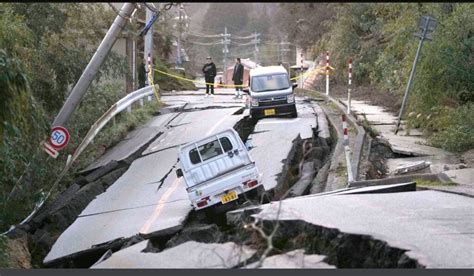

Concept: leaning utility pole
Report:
left=176, top=3, right=183, bottom=67
left=144, top=7, right=154, bottom=86
left=395, top=15, right=437, bottom=134
left=222, top=27, right=230, bottom=84
left=52, top=3, right=136, bottom=128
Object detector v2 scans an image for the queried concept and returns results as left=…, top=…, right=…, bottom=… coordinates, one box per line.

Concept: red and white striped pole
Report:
left=326, top=51, right=330, bottom=96
left=342, top=114, right=349, bottom=146
left=347, top=58, right=352, bottom=114
left=342, top=114, right=354, bottom=183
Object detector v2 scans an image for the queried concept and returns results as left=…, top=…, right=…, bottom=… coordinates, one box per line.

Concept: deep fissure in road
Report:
left=139, top=116, right=344, bottom=267
left=24, top=104, right=418, bottom=269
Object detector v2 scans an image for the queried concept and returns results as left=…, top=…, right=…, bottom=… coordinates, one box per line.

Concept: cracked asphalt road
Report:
left=44, top=90, right=318, bottom=265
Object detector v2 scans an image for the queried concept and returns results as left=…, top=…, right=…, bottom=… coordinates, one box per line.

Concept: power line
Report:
left=187, top=31, right=223, bottom=38
left=231, top=34, right=256, bottom=40
left=186, top=40, right=225, bottom=46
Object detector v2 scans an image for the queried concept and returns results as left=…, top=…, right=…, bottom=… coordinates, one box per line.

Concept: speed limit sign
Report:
left=49, top=126, right=70, bottom=150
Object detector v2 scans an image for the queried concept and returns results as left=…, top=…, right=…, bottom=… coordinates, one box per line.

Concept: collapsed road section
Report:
left=39, top=95, right=331, bottom=268
left=42, top=106, right=247, bottom=267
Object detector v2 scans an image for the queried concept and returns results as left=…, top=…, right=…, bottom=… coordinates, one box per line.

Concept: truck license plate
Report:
left=220, top=191, right=238, bottom=204
left=264, top=109, right=276, bottom=116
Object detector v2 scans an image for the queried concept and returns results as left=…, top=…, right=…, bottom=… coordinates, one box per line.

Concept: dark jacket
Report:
left=202, top=62, right=216, bottom=81
left=232, top=63, right=244, bottom=85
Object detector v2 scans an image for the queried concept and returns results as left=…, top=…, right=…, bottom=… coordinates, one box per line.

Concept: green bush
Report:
left=153, top=58, right=197, bottom=92
left=428, top=104, right=474, bottom=152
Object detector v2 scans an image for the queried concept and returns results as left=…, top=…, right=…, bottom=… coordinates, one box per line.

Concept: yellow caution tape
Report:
left=152, top=68, right=247, bottom=87
left=152, top=64, right=336, bottom=88
left=148, top=65, right=161, bottom=102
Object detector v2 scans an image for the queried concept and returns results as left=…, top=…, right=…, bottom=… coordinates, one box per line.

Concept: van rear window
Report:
left=189, top=136, right=234, bottom=165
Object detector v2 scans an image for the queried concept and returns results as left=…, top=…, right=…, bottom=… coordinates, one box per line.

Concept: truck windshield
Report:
left=251, top=73, right=290, bottom=92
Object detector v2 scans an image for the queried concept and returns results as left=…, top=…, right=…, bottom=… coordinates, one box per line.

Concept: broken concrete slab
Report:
left=287, top=162, right=316, bottom=197
left=249, top=102, right=317, bottom=191
left=427, top=168, right=474, bottom=197
left=83, top=112, right=177, bottom=173
left=43, top=199, right=191, bottom=265
left=386, top=155, right=462, bottom=176
left=336, top=182, right=416, bottom=195
left=310, top=162, right=330, bottom=194
left=312, top=104, right=331, bottom=139
left=372, top=125, right=451, bottom=157
left=245, top=249, right=335, bottom=268
left=253, top=190, right=474, bottom=268
left=226, top=206, right=262, bottom=227
left=92, top=240, right=256, bottom=268
left=348, top=173, right=449, bottom=189
left=443, top=168, right=474, bottom=186
left=81, top=161, right=119, bottom=182
left=394, top=161, right=431, bottom=175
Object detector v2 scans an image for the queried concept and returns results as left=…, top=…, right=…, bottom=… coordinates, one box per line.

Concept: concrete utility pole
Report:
left=144, top=7, right=154, bottom=86
left=222, top=27, right=230, bottom=84
left=395, top=15, right=437, bottom=134
left=176, top=3, right=183, bottom=67
left=52, top=3, right=136, bottom=128
left=252, top=31, right=261, bottom=64
left=277, top=39, right=291, bottom=72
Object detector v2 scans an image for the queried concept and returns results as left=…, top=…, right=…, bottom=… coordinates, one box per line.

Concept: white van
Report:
left=176, top=128, right=263, bottom=211
left=243, top=65, right=298, bottom=119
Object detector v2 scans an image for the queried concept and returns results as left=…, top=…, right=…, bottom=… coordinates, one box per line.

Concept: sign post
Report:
left=395, top=15, right=437, bottom=134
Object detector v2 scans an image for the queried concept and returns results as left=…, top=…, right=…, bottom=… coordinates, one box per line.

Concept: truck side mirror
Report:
left=242, top=88, right=249, bottom=94
left=292, top=83, right=298, bottom=89
left=176, top=168, right=183, bottom=178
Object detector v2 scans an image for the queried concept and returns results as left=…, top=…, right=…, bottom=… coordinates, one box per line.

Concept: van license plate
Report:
left=220, top=191, right=238, bottom=204
left=264, top=109, right=276, bottom=116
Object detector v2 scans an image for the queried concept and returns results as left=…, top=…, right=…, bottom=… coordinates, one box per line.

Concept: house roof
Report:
left=226, top=58, right=258, bottom=71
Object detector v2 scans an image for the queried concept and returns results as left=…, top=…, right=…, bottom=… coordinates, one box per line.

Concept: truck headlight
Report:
left=251, top=97, right=259, bottom=107
left=287, top=94, right=295, bottom=103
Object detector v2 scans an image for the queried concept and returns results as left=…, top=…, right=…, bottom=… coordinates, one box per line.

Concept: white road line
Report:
left=139, top=177, right=182, bottom=234
left=205, top=116, right=228, bottom=136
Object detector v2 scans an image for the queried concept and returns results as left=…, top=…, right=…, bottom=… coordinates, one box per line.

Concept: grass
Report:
left=360, top=113, right=380, bottom=138
left=335, top=162, right=347, bottom=177
left=415, top=178, right=458, bottom=187
left=326, top=101, right=342, bottom=114
left=0, top=235, right=9, bottom=268
left=77, top=100, right=164, bottom=170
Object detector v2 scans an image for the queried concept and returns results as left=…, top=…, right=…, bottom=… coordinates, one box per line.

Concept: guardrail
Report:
left=2, top=85, right=159, bottom=236
left=66, top=85, right=157, bottom=167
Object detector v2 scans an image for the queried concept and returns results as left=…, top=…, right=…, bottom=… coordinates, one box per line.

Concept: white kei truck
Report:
left=175, top=128, right=263, bottom=212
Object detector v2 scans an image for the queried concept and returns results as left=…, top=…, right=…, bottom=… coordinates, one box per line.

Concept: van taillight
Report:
left=243, top=180, right=258, bottom=188
left=197, top=196, right=210, bottom=208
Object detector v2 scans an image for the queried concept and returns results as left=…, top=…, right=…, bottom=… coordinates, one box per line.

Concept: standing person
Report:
left=232, top=58, right=244, bottom=99
left=202, top=56, right=216, bottom=97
